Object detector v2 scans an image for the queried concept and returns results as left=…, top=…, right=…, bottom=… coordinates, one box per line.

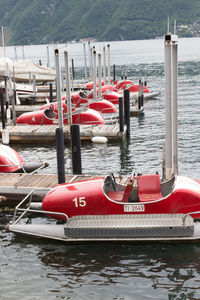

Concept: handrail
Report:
left=12, top=187, right=51, bottom=223
left=183, top=211, right=200, bottom=225
left=13, top=208, right=69, bottom=225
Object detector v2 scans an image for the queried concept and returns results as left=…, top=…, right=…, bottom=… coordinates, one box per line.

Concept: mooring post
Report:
left=71, top=58, right=75, bottom=80
left=119, top=96, right=124, bottom=132
left=138, top=79, right=142, bottom=111
left=0, top=89, right=5, bottom=129
left=124, top=89, right=130, bottom=136
left=70, top=124, right=82, bottom=175
left=56, top=127, right=65, bottom=184
left=113, top=64, right=116, bottom=82
left=140, top=81, right=144, bottom=110
left=164, top=33, right=178, bottom=180
left=49, top=83, right=53, bottom=102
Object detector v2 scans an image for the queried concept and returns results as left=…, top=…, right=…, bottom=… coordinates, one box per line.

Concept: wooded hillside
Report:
left=1, top=0, right=200, bottom=45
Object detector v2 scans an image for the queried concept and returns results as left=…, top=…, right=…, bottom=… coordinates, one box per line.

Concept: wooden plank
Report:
left=1, top=123, right=126, bottom=144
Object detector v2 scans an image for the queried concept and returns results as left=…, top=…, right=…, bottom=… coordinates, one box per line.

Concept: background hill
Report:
left=1, top=0, right=200, bottom=45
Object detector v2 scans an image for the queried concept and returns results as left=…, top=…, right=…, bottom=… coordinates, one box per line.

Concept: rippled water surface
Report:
left=1, top=37, right=200, bottom=299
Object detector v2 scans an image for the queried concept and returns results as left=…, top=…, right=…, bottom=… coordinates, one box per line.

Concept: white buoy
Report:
left=91, top=136, right=108, bottom=144
left=2, top=129, right=9, bottom=145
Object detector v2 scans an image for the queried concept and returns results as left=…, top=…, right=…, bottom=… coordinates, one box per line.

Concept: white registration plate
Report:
left=124, top=204, right=145, bottom=212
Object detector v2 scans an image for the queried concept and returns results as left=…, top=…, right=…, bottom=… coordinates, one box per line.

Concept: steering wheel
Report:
left=110, top=173, right=117, bottom=191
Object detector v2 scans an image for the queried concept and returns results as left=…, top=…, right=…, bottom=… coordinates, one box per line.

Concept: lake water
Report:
left=0, top=37, right=200, bottom=299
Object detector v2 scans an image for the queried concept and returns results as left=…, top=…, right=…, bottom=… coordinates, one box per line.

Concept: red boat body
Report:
left=16, top=107, right=105, bottom=125
left=102, top=91, right=121, bottom=104
left=0, top=144, right=24, bottom=172
left=85, top=80, right=104, bottom=90
left=114, top=80, right=150, bottom=93
left=41, top=96, right=117, bottom=114
left=42, top=174, right=200, bottom=221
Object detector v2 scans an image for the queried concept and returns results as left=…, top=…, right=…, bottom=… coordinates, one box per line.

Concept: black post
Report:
left=70, top=124, right=82, bottom=175
left=49, top=83, right=53, bottom=102
left=72, top=59, right=75, bottom=80
left=138, top=80, right=141, bottom=110
left=56, top=127, right=65, bottom=184
left=123, top=89, right=130, bottom=137
left=4, top=76, right=9, bottom=112
left=138, top=81, right=144, bottom=111
left=119, top=96, right=124, bottom=132
left=0, top=90, right=5, bottom=130
left=113, top=64, right=116, bottom=82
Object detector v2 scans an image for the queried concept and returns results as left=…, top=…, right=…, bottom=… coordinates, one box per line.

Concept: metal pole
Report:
left=83, top=43, right=87, bottom=81
left=14, top=47, right=17, bottom=61
left=88, top=42, right=92, bottom=80
left=103, top=46, right=106, bottom=84
left=70, top=125, right=82, bottom=175
left=98, top=53, right=102, bottom=100
left=32, top=74, right=37, bottom=98
left=164, top=33, right=178, bottom=179
left=93, top=50, right=97, bottom=101
left=172, top=36, right=178, bottom=175
left=54, top=49, right=63, bottom=129
left=1, top=26, right=6, bottom=58
left=22, top=45, right=25, bottom=60
left=11, top=67, right=16, bottom=125
left=64, top=51, right=72, bottom=125
left=47, top=45, right=50, bottom=68
left=107, top=44, right=111, bottom=84
left=90, top=47, right=93, bottom=81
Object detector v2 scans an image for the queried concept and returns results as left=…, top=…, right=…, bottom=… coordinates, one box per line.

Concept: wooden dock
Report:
left=0, top=172, right=128, bottom=207
left=1, top=123, right=127, bottom=143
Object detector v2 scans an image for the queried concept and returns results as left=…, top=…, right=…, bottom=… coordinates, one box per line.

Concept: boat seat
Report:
left=122, top=175, right=134, bottom=202
left=137, top=174, right=163, bottom=202
left=44, top=108, right=56, bottom=119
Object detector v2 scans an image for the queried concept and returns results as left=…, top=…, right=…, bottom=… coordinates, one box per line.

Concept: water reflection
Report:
left=34, top=242, right=200, bottom=299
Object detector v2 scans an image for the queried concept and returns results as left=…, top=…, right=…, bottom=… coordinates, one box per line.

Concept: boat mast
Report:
left=164, top=29, right=178, bottom=180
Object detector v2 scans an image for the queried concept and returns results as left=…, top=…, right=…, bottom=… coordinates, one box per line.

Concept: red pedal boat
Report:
left=0, top=144, right=47, bottom=173
left=39, top=173, right=200, bottom=221
left=16, top=106, right=105, bottom=125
